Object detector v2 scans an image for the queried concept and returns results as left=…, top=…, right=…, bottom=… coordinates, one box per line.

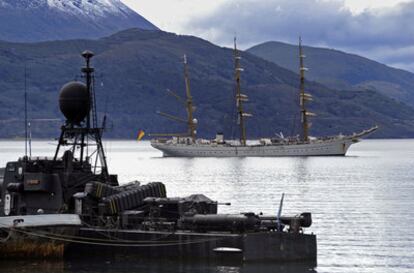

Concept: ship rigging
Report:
left=150, top=55, right=197, bottom=142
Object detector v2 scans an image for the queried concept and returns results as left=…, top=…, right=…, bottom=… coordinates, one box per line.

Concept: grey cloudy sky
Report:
left=122, top=0, right=414, bottom=72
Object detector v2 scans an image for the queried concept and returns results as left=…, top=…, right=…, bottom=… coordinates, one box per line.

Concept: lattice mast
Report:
left=234, top=38, right=250, bottom=146
left=299, top=37, right=314, bottom=142
left=54, top=51, right=109, bottom=179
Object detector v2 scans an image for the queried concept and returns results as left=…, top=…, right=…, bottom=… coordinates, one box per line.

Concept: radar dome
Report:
left=59, top=81, right=90, bottom=124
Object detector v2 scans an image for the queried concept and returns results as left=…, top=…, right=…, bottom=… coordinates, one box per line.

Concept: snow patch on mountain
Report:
left=46, top=0, right=129, bottom=17
left=0, top=0, right=134, bottom=17
left=0, top=0, right=159, bottom=42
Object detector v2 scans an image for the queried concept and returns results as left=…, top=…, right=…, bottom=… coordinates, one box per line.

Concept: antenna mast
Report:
left=183, top=55, right=197, bottom=142
left=24, top=64, right=28, bottom=158
left=82, top=51, right=108, bottom=177
left=299, top=37, right=313, bottom=142
left=28, top=122, right=32, bottom=157
left=234, top=37, right=250, bottom=146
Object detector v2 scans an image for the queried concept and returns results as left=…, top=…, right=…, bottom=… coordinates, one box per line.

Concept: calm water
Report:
left=0, top=139, right=413, bottom=273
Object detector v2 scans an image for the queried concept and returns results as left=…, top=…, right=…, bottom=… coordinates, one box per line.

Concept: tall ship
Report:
left=151, top=38, right=378, bottom=157
left=0, top=51, right=316, bottom=262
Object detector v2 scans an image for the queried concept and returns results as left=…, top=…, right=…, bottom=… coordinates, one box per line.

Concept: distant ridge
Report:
left=247, top=41, right=414, bottom=107
left=0, top=0, right=159, bottom=42
left=0, top=28, right=413, bottom=139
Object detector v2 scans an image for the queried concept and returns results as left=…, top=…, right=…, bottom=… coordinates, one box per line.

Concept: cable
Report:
left=0, top=221, right=225, bottom=246
left=1, top=226, right=222, bottom=247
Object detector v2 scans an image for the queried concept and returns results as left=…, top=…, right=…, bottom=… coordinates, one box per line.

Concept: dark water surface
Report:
left=0, top=139, right=413, bottom=273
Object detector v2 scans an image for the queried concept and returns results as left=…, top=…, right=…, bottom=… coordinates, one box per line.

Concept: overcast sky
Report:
left=121, top=0, right=414, bottom=72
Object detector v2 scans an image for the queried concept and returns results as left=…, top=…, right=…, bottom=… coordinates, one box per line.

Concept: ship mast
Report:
left=183, top=55, right=197, bottom=142
left=151, top=55, right=197, bottom=141
left=54, top=51, right=109, bottom=180
left=234, top=37, right=250, bottom=146
left=299, top=37, right=314, bottom=142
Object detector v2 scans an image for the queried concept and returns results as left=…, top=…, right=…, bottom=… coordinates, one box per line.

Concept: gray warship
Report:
left=0, top=51, right=316, bottom=263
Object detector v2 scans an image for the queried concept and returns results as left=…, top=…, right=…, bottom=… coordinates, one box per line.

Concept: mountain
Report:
left=0, top=0, right=158, bottom=42
left=247, top=41, right=414, bottom=107
left=0, top=28, right=413, bottom=139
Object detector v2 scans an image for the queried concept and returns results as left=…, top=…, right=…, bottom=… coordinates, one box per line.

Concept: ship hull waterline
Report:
left=0, top=227, right=317, bottom=263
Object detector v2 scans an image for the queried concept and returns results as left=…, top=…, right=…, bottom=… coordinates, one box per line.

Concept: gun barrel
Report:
left=259, top=212, right=312, bottom=228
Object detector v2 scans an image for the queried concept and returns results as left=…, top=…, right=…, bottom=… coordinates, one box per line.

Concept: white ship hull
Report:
left=151, top=138, right=358, bottom=157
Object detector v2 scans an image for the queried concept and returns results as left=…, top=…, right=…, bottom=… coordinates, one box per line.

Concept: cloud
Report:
left=184, top=0, right=414, bottom=72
